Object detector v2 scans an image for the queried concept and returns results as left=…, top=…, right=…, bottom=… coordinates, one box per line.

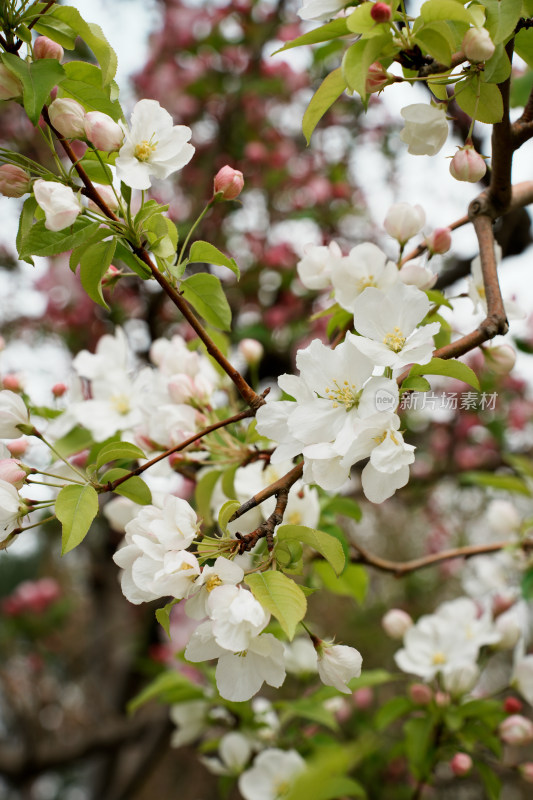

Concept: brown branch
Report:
left=233, top=486, right=290, bottom=553
left=351, top=538, right=533, bottom=577
left=488, top=41, right=514, bottom=215
left=102, top=404, right=263, bottom=492
left=401, top=213, right=469, bottom=266
left=27, top=1, right=56, bottom=31
left=229, top=461, right=303, bottom=522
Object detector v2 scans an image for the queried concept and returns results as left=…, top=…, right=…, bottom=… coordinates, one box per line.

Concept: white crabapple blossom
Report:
left=350, top=282, right=440, bottom=370
left=207, top=584, right=269, bottom=651
left=115, top=99, right=194, bottom=190
left=169, top=700, right=209, bottom=748
left=201, top=731, right=253, bottom=776
left=399, top=260, right=437, bottom=290
left=0, top=479, right=27, bottom=542
left=296, top=241, right=342, bottom=290
left=315, top=641, right=363, bottom=694
left=33, top=180, right=82, bottom=232
left=239, top=748, right=306, bottom=800
left=394, top=613, right=480, bottom=681
left=112, top=496, right=199, bottom=604
left=0, top=390, right=30, bottom=438
left=399, top=103, right=449, bottom=156
left=384, top=203, right=426, bottom=245
left=330, top=242, right=399, bottom=311
left=297, top=0, right=346, bottom=21
left=185, top=556, right=244, bottom=620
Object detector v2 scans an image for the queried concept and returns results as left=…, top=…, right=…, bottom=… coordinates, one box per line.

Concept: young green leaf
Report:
left=16, top=195, right=38, bottom=265
left=79, top=238, right=117, bottom=309
left=100, top=468, right=152, bottom=504
left=302, top=68, right=346, bottom=144
left=56, top=484, right=99, bottom=555
left=274, top=18, right=350, bottom=54
left=245, top=571, right=307, bottom=639
left=189, top=240, right=239, bottom=279
left=59, top=61, right=122, bottom=120
left=50, top=6, right=118, bottom=84
left=180, top=273, right=232, bottom=331
left=1, top=53, right=65, bottom=125
left=276, top=524, right=345, bottom=575
left=95, top=441, right=146, bottom=470
left=409, top=357, right=480, bottom=390
left=19, top=219, right=101, bottom=259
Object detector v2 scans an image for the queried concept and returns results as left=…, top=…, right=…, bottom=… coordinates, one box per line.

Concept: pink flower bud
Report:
left=504, top=697, right=523, bottom=715
left=84, top=111, right=124, bottom=152
left=371, top=2, right=392, bottom=23
left=51, top=383, right=67, bottom=398
left=48, top=98, right=87, bottom=139
left=70, top=450, right=89, bottom=468
left=2, top=374, right=22, bottom=392
left=101, top=265, right=121, bottom=287
left=409, top=684, right=433, bottom=705
left=384, top=202, right=426, bottom=244
left=450, top=753, right=472, bottom=777
left=425, top=227, right=452, bottom=255
left=7, top=438, right=28, bottom=456
left=352, top=687, right=373, bottom=709
left=33, top=36, right=64, bottom=61
left=0, top=64, right=22, bottom=100
left=87, top=183, right=120, bottom=213
left=366, top=61, right=393, bottom=94
left=0, top=165, right=31, bottom=198
left=462, top=27, right=495, bottom=63
left=499, top=714, right=533, bottom=745
left=450, top=145, right=486, bottom=183
left=0, top=459, right=26, bottom=489
left=214, top=165, right=244, bottom=200
left=484, top=344, right=516, bottom=376
left=382, top=608, right=413, bottom=639
left=519, top=762, right=533, bottom=783
left=238, top=338, right=264, bottom=365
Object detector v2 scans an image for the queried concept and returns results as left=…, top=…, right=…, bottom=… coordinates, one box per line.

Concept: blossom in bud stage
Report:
left=0, top=479, right=26, bottom=542
left=484, top=344, right=516, bottom=375
left=0, top=64, right=22, bottom=100
left=116, top=99, right=194, bottom=190
left=382, top=608, right=413, bottom=639
left=87, top=183, right=120, bottom=213
left=7, top=439, right=28, bottom=456
left=450, top=753, right=473, bottom=777
left=315, top=640, right=363, bottom=694
left=0, top=459, right=26, bottom=489
left=442, top=662, right=479, bottom=697
left=494, top=609, right=522, bottom=650
left=34, top=180, right=82, bottom=231
left=2, top=374, right=21, bottom=392
left=519, top=763, right=533, bottom=783
left=399, top=261, right=437, bottom=290
left=238, top=749, right=306, bottom=800
left=214, top=165, right=244, bottom=200
left=499, top=715, right=533, bottom=745
left=365, top=61, right=393, bottom=94
left=201, top=731, right=253, bottom=776
left=400, top=103, right=448, bottom=156
left=384, top=202, right=426, bottom=245
left=425, top=227, right=452, bottom=255
left=371, top=3, right=392, bottom=24
left=0, top=391, right=30, bottom=438
left=463, top=27, right=495, bottom=63
left=52, top=383, right=67, bottom=398
left=297, top=0, right=346, bottom=21
left=504, top=697, right=523, bottom=714
left=409, top=683, right=433, bottom=705
left=33, top=36, right=64, bottom=61
left=84, top=111, right=124, bottom=152
left=48, top=98, right=87, bottom=139
left=238, top=338, right=264, bottom=365
left=450, top=145, right=486, bottom=182
left=0, top=164, right=31, bottom=198
left=296, top=241, right=342, bottom=291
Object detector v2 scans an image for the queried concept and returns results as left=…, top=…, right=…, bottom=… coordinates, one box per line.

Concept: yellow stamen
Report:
left=205, top=575, right=223, bottom=592
left=432, top=651, right=447, bottom=666
left=383, top=327, right=406, bottom=352
left=110, top=394, right=131, bottom=415
left=324, top=379, right=360, bottom=411
left=134, top=138, right=157, bottom=162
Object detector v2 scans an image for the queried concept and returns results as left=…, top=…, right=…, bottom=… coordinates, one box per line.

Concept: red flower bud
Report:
left=214, top=165, right=244, bottom=200
left=450, top=753, right=472, bottom=777
left=33, top=36, right=64, bottom=61
left=371, top=3, right=392, bottom=23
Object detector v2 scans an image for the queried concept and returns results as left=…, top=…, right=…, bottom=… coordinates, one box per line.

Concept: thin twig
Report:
left=233, top=486, right=290, bottom=553
left=27, top=0, right=56, bottom=31
left=229, top=461, right=303, bottom=522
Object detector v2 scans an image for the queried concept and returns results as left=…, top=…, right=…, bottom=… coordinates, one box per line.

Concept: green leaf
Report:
left=56, top=484, right=99, bottom=555
left=79, top=238, right=116, bottom=309
left=413, top=25, right=452, bottom=65
left=404, top=716, right=434, bottom=779
left=476, top=762, right=502, bottom=800
left=16, top=195, right=38, bottom=265
left=401, top=376, right=431, bottom=393
left=521, top=568, right=533, bottom=600
left=515, top=28, right=533, bottom=68
left=189, top=240, right=240, bottom=279
left=374, top=696, right=412, bottom=731
left=349, top=669, right=397, bottom=691
left=454, top=77, right=504, bottom=123
left=481, top=0, right=522, bottom=44
left=95, top=441, right=146, bottom=470
left=53, top=426, right=94, bottom=458
left=276, top=524, right=345, bottom=575
left=79, top=155, right=114, bottom=185
left=286, top=742, right=373, bottom=800
left=426, top=289, right=452, bottom=309
left=322, top=495, right=362, bottom=522
left=420, top=0, right=475, bottom=25
left=347, top=2, right=391, bottom=36
left=59, top=61, right=122, bottom=120
left=342, top=34, right=392, bottom=100
left=1, top=53, right=65, bottom=125
left=274, top=18, right=350, bottom=53
left=483, top=43, right=512, bottom=84
left=195, top=469, right=222, bottom=526
left=34, top=15, right=78, bottom=48
left=114, top=241, right=152, bottom=279
left=19, top=218, right=100, bottom=259
left=70, top=228, right=111, bottom=272
left=245, top=571, right=307, bottom=640
left=510, top=69, right=533, bottom=107
left=460, top=470, right=531, bottom=495
left=156, top=599, right=179, bottom=639
left=409, top=357, right=480, bottom=390
left=51, top=5, right=117, bottom=84
left=281, top=697, right=339, bottom=730
left=100, top=468, right=152, bottom=505
left=127, top=671, right=204, bottom=714
left=180, top=273, right=232, bottom=332
left=218, top=499, right=241, bottom=533
left=313, top=561, right=369, bottom=605
left=302, top=68, right=346, bottom=144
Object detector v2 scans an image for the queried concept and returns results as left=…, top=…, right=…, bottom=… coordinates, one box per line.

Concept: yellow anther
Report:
left=432, top=651, right=447, bottom=666
left=383, top=326, right=406, bottom=353
left=206, top=575, right=223, bottom=592
left=323, top=378, right=360, bottom=411
left=111, top=394, right=131, bottom=415
left=134, top=138, right=157, bottom=162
